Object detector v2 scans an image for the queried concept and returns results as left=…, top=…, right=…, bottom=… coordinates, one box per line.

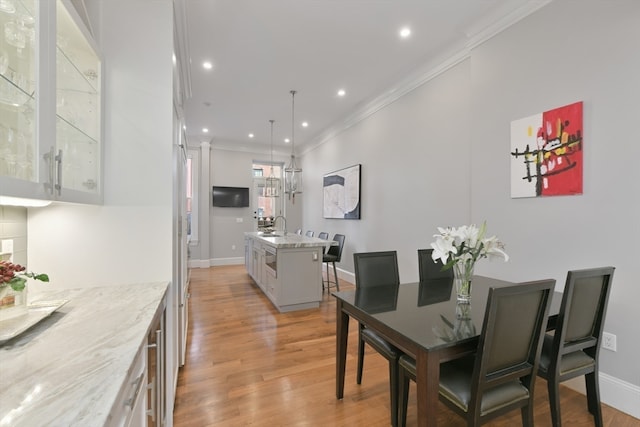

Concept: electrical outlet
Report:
left=1, top=239, right=13, bottom=254
left=602, top=332, right=617, bottom=351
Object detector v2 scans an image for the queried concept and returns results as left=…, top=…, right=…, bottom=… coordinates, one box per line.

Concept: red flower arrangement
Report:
left=0, top=260, right=49, bottom=292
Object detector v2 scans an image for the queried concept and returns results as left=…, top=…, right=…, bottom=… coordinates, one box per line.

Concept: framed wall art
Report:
left=510, top=101, right=583, bottom=198
left=323, top=164, right=361, bottom=219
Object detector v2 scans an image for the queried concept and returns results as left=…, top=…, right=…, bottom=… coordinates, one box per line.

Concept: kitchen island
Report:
left=0, top=282, right=168, bottom=427
left=245, top=232, right=332, bottom=312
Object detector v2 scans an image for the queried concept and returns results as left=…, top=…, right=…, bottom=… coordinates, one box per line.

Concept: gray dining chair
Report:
left=353, top=251, right=402, bottom=426
left=418, top=248, right=453, bottom=282
left=397, top=279, right=555, bottom=427
left=537, top=266, right=615, bottom=427
left=305, top=230, right=314, bottom=237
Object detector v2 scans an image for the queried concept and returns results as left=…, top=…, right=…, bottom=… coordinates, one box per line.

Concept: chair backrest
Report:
left=318, top=232, right=329, bottom=240
left=551, top=267, right=615, bottom=362
left=353, top=251, right=400, bottom=288
left=295, top=228, right=302, bottom=235
left=305, top=230, right=314, bottom=237
left=326, top=234, right=345, bottom=261
left=418, top=248, right=453, bottom=282
left=469, top=279, right=555, bottom=420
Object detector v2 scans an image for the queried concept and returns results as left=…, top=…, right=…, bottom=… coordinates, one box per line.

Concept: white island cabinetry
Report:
left=245, top=232, right=329, bottom=312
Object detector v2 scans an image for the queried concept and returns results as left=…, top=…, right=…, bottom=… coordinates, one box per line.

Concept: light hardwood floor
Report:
left=173, top=265, right=639, bottom=426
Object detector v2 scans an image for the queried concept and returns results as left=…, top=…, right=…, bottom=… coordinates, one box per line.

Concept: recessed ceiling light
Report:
left=248, top=133, right=254, bottom=138
left=203, top=61, right=213, bottom=70
left=202, top=128, right=209, bottom=133
left=337, top=89, right=346, bottom=97
left=301, top=122, right=308, bottom=128
left=284, top=138, right=290, bottom=143
left=399, top=27, right=411, bottom=39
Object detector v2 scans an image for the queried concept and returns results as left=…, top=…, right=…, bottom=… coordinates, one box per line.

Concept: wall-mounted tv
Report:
left=212, top=186, right=250, bottom=207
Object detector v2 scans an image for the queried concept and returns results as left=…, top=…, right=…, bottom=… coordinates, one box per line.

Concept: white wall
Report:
left=26, top=0, right=178, bottom=422
left=302, top=60, right=472, bottom=282
left=28, top=0, right=174, bottom=290
left=199, top=0, right=640, bottom=416
left=200, top=147, right=302, bottom=265
left=468, top=0, right=640, bottom=411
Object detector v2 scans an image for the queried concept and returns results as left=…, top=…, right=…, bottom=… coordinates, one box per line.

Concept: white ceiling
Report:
left=178, top=0, right=549, bottom=153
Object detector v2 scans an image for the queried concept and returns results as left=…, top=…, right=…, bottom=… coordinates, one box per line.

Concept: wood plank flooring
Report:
left=173, top=265, right=639, bottom=426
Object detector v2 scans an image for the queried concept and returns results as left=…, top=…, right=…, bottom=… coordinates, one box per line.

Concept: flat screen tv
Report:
left=212, top=186, right=250, bottom=207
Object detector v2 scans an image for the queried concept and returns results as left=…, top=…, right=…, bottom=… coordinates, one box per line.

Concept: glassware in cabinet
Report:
left=55, top=0, right=100, bottom=196
left=0, top=0, right=37, bottom=184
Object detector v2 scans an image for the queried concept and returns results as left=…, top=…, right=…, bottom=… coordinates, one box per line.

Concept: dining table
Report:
left=332, top=275, right=561, bottom=427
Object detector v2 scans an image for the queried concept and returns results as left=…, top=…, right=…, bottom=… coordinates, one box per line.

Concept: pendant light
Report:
left=284, top=90, right=303, bottom=201
left=265, top=119, right=280, bottom=197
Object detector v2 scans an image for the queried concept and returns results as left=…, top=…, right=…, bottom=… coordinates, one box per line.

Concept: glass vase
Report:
left=0, top=284, right=28, bottom=321
left=452, top=262, right=474, bottom=303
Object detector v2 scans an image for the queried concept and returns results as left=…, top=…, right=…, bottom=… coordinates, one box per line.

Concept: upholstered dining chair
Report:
left=537, top=266, right=615, bottom=427
left=305, top=230, right=314, bottom=237
left=397, top=279, right=555, bottom=427
left=418, top=248, right=453, bottom=282
left=318, top=232, right=329, bottom=240
left=353, top=251, right=402, bottom=426
left=322, top=234, right=345, bottom=292
left=295, top=228, right=302, bottom=235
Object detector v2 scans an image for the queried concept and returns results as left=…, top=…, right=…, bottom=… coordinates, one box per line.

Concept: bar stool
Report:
left=322, top=234, right=345, bottom=293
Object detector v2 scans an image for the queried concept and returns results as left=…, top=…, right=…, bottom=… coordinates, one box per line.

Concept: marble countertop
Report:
left=245, top=231, right=333, bottom=249
left=0, top=282, right=169, bottom=427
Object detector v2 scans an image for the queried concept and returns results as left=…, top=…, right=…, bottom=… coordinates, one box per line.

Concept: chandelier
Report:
left=265, top=119, right=280, bottom=197
left=284, top=90, right=302, bottom=201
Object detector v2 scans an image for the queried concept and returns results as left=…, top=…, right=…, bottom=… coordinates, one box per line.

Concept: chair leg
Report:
left=357, top=324, right=365, bottom=385
left=323, top=262, right=328, bottom=292
left=397, top=365, right=410, bottom=427
left=389, top=359, right=398, bottom=427
left=332, top=262, right=340, bottom=291
left=521, top=403, right=534, bottom=427
left=547, top=377, right=562, bottom=427
left=585, top=372, right=603, bottom=427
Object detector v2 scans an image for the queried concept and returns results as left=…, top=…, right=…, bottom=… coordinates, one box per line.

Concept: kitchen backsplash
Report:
left=0, top=206, right=28, bottom=265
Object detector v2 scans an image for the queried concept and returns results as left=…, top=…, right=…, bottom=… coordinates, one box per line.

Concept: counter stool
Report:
left=322, top=234, right=345, bottom=293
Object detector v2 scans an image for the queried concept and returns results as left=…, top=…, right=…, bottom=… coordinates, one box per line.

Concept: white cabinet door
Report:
left=0, top=0, right=102, bottom=204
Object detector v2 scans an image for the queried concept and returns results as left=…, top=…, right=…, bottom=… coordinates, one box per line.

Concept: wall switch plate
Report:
left=602, top=332, right=617, bottom=351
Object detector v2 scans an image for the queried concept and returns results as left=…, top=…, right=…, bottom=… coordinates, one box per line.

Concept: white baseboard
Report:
left=188, top=259, right=211, bottom=268
left=552, top=372, right=640, bottom=420
left=211, top=257, right=244, bottom=266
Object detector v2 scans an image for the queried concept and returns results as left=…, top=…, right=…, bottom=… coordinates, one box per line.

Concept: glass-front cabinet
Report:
left=0, top=0, right=102, bottom=204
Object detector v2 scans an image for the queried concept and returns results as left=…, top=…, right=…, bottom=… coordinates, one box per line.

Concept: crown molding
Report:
left=301, top=0, right=553, bottom=155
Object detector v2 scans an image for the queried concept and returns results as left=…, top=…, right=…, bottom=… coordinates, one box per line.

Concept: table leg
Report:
left=416, top=349, right=440, bottom=427
left=336, top=299, right=349, bottom=399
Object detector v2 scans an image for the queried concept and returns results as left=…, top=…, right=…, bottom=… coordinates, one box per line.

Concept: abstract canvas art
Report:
left=323, top=164, right=361, bottom=219
left=510, top=101, right=583, bottom=198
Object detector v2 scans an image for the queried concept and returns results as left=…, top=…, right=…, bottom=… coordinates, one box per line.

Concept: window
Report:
left=253, top=162, right=282, bottom=220
left=187, top=149, right=199, bottom=242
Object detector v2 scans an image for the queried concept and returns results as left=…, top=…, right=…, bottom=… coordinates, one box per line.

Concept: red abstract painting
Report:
left=510, top=101, right=583, bottom=198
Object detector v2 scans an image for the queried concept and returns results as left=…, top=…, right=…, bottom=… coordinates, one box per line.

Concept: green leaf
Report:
left=8, top=277, right=26, bottom=292
left=34, top=274, right=49, bottom=282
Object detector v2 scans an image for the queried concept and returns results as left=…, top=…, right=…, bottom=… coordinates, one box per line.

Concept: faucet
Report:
left=273, top=216, right=287, bottom=235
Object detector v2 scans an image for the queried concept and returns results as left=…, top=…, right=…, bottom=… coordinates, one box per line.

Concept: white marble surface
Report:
left=0, top=282, right=169, bottom=427
left=246, top=231, right=333, bottom=248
